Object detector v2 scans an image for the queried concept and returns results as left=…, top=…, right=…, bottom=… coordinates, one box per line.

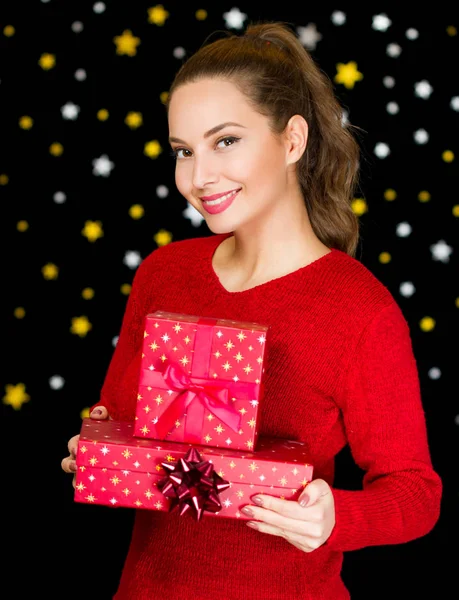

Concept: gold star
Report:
left=2, top=383, right=30, bottom=410
left=49, top=142, right=63, bottom=156
left=82, top=220, right=104, bottom=242
left=39, top=53, right=56, bottom=70
left=125, top=111, right=143, bottom=129
left=215, top=424, right=225, bottom=434
left=140, top=425, right=150, bottom=435
left=154, top=229, right=172, bottom=246
left=19, top=116, right=33, bottom=130
left=144, top=140, right=162, bottom=158
left=129, top=204, right=144, bottom=219
left=113, top=30, right=141, bottom=56
left=147, top=5, right=170, bottom=26
left=248, top=462, right=258, bottom=472
left=149, top=341, right=160, bottom=351
left=42, top=263, right=59, bottom=280
left=204, top=434, right=212, bottom=443
left=70, top=316, right=92, bottom=337
left=122, top=488, right=131, bottom=496
left=89, top=456, right=98, bottom=466
left=75, top=482, right=86, bottom=492
left=85, top=494, right=96, bottom=503
left=122, top=449, right=132, bottom=459
left=155, top=395, right=163, bottom=405
left=334, top=61, right=363, bottom=89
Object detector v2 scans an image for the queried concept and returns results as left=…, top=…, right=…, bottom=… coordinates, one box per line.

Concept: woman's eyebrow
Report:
left=168, top=122, right=246, bottom=145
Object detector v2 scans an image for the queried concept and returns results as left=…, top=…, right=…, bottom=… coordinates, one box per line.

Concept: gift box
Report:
left=134, top=310, right=270, bottom=452
left=74, top=418, right=314, bottom=521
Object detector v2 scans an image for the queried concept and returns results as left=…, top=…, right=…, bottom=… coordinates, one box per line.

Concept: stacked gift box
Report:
left=74, top=311, right=313, bottom=521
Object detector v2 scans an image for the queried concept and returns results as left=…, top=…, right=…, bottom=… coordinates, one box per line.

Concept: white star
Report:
left=257, top=334, right=266, bottom=344
left=110, top=498, right=118, bottom=505
left=61, top=102, right=80, bottom=120
left=250, top=400, right=258, bottom=407
left=225, top=438, right=232, bottom=445
left=372, top=14, right=392, bottom=32
left=156, top=185, right=169, bottom=198
left=133, top=461, right=141, bottom=468
left=89, top=474, right=96, bottom=482
left=428, top=367, right=441, bottom=380
left=414, top=129, right=429, bottom=144
left=71, top=22, right=84, bottom=33
left=387, top=43, right=402, bottom=58
left=331, top=11, right=346, bottom=26
left=451, top=96, right=459, bottom=111
left=74, top=68, right=87, bottom=81
left=415, top=80, right=433, bottom=99
left=374, top=142, right=390, bottom=158
left=100, top=445, right=110, bottom=455
left=396, top=222, right=412, bottom=238
left=49, top=375, right=65, bottom=390
left=223, top=498, right=232, bottom=507
left=399, top=281, right=416, bottom=298
left=173, top=47, right=186, bottom=59
left=93, top=2, right=106, bottom=13
left=297, top=24, right=322, bottom=50
left=386, top=102, right=399, bottom=115
left=430, top=240, right=453, bottom=263
left=53, top=191, right=67, bottom=204
left=223, top=7, right=247, bottom=30
left=92, top=154, right=114, bottom=177
left=123, top=250, right=142, bottom=269
left=183, top=202, right=205, bottom=227
left=383, top=76, right=396, bottom=88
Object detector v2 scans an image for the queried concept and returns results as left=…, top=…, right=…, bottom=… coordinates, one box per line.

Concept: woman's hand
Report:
left=241, top=478, right=335, bottom=552
left=61, top=406, right=111, bottom=488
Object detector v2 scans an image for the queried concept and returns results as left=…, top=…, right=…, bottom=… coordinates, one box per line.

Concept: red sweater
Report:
left=93, top=232, right=442, bottom=600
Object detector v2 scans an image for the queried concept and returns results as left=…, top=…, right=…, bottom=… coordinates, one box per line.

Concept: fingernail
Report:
left=241, top=506, right=254, bottom=517
left=92, top=408, right=102, bottom=416
left=299, top=495, right=309, bottom=508
left=246, top=521, right=259, bottom=530
left=252, top=495, right=263, bottom=506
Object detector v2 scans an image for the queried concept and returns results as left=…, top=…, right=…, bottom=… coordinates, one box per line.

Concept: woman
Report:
left=61, top=21, right=442, bottom=599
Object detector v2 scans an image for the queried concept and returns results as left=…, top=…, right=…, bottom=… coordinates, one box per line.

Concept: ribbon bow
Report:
left=157, top=447, right=230, bottom=521
left=140, top=363, right=243, bottom=443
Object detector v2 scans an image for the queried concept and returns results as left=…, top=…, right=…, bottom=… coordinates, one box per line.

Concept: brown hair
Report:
left=167, top=21, right=363, bottom=257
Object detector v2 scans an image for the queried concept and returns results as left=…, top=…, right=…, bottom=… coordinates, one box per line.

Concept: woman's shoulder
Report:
left=327, top=248, right=400, bottom=322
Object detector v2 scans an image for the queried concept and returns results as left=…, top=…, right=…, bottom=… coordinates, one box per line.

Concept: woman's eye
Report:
left=170, top=136, right=240, bottom=160
left=216, top=136, right=240, bottom=148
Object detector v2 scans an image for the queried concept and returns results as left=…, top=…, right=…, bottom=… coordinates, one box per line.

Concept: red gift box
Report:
left=134, top=311, right=270, bottom=452
left=74, top=419, right=314, bottom=521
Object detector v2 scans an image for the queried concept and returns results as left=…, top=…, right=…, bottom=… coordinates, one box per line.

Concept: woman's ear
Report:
left=284, top=114, right=308, bottom=165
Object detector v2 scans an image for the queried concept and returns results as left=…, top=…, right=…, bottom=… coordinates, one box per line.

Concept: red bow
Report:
left=158, top=447, right=231, bottom=521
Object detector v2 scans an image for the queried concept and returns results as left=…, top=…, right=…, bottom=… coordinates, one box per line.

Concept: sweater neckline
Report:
left=206, top=232, right=337, bottom=295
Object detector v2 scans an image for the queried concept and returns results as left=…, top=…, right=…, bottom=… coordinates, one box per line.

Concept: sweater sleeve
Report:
left=325, top=300, right=442, bottom=552
left=89, top=252, right=156, bottom=421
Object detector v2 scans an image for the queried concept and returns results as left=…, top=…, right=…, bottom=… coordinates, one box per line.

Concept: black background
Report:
left=2, top=2, right=458, bottom=598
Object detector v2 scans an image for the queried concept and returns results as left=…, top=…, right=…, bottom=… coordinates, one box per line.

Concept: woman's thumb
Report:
left=90, top=406, right=109, bottom=420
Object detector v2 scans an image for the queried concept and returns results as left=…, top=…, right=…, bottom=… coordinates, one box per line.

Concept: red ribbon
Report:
left=139, top=363, right=248, bottom=442
left=157, top=447, right=231, bottom=521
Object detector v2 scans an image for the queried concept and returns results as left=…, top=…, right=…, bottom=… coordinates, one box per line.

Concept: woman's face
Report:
left=167, top=78, right=291, bottom=234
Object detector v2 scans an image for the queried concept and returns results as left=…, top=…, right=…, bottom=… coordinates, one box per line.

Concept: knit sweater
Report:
left=93, top=232, right=442, bottom=600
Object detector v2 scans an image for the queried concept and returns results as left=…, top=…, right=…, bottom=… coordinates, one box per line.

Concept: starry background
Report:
left=1, top=2, right=458, bottom=598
